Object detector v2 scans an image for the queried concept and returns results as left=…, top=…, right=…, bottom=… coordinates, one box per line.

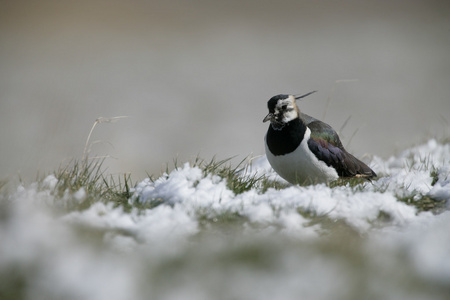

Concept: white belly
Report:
left=265, top=128, right=339, bottom=184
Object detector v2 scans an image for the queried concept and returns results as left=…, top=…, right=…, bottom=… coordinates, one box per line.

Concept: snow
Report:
left=1, top=139, right=450, bottom=300
left=131, top=163, right=234, bottom=207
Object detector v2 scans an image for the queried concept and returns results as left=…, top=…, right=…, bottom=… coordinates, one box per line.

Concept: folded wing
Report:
left=301, top=113, right=377, bottom=179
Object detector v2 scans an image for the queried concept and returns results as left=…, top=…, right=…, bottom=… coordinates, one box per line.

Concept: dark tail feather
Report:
left=344, top=153, right=377, bottom=179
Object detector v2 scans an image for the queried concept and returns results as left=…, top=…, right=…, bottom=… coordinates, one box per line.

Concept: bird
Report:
left=263, top=91, right=376, bottom=185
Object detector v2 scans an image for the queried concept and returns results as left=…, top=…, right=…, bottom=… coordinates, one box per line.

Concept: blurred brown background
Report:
left=1, top=0, right=449, bottom=181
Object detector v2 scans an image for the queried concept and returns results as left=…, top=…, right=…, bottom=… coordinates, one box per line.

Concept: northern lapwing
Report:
left=263, top=92, right=376, bottom=185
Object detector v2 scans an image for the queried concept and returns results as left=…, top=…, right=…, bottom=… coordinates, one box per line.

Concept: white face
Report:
left=274, top=96, right=299, bottom=124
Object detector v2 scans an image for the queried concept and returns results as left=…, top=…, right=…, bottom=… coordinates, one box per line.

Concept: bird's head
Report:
left=263, top=91, right=316, bottom=129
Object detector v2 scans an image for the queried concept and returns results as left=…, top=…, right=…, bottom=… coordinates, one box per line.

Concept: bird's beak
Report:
left=263, top=113, right=273, bottom=123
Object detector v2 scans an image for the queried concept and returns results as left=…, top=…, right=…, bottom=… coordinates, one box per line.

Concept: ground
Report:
left=1, top=139, right=449, bottom=300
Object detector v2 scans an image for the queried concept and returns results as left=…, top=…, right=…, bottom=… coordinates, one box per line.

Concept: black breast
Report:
left=266, top=118, right=307, bottom=156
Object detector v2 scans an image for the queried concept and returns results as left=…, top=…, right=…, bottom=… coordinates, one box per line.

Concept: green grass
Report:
left=48, top=158, right=134, bottom=212
left=41, top=156, right=284, bottom=213
left=193, top=156, right=266, bottom=194
left=396, top=194, right=447, bottom=214
left=430, top=167, right=439, bottom=186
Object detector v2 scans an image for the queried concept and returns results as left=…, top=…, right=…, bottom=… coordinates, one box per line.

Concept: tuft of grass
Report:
left=101, top=172, right=135, bottom=212
left=191, top=156, right=270, bottom=195
left=430, top=167, right=439, bottom=186
left=396, top=193, right=447, bottom=214
left=328, top=177, right=373, bottom=189
left=50, top=158, right=134, bottom=212
left=258, top=177, right=290, bottom=193
left=52, top=158, right=106, bottom=210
